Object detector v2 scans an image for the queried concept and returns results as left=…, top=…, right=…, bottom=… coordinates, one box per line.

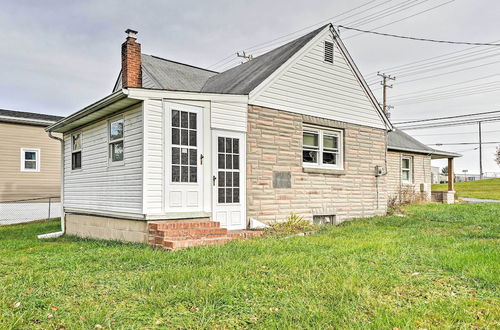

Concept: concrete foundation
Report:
left=65, top=213, right=149, bottom=243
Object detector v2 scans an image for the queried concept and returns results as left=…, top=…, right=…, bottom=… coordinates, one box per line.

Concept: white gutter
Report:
left=38, top=131, right=65, bottom=239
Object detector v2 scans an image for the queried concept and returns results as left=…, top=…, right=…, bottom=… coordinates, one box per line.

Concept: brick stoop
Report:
left=148, top=220, right=264, bottom=251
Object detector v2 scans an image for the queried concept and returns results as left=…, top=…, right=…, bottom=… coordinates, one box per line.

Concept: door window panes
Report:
left=217, top=137, right=240, bottom=204
left=172, top=109, right=197, bottom=183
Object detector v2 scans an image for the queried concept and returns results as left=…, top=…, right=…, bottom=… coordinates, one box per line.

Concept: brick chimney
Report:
left=121, top=29, right=142, bottom=88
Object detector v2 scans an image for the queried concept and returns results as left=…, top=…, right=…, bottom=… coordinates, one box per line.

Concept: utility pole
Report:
left=236, top=51, right=253, bottom=63
left=479, top=121, right=483, bottom=180
left=377, top=72, right=395, bottom=118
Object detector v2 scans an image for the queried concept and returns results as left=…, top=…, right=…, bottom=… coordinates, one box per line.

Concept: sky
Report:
left=1, top=0, right=499, bottom=174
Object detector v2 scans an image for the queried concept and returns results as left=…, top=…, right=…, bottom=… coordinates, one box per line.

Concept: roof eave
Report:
left=46, top=90, right=132, bottom=133
left=0, top=116, right=58, bottom=127
left=388, top=146, right=461, bottom=158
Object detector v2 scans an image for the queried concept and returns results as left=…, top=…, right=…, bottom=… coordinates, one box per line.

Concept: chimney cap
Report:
left=125, top=29, right=138, bottom=39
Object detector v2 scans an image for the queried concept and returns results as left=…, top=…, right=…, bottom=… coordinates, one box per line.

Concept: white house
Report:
left=44, top=25, right=457, bottom=249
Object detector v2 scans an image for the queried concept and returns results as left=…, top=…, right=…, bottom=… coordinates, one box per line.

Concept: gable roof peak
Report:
left=201, top=24, right=331, bottom=94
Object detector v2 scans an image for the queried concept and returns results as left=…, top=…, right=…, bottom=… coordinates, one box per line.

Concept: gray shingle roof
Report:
left=388, top=129, right=460, bottom=158
left=0, top=109, right=63, bottom=124
left=141, top=54, right=218, bottom=91
left=113, top=24, right=329, bottom=95
left=201, top=24, right=329, bottom=94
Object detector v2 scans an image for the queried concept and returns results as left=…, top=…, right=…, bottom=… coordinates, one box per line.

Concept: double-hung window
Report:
left=20, top=148, right=40, bottom=172
left=401, top=156, right=413, bottom=183
left=302, top=127, right=343, bottom=169
left=109, top=117, right=124, bottom=163
left=72, top=133, right=82, bottom=170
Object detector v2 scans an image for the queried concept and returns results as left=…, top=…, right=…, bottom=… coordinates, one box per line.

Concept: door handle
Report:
left=213, top=175, right=217, bottom=186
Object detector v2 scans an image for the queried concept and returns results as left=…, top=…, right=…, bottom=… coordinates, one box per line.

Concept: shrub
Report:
left=387, top=186, right=425, bottom=215
left=266, top=213, right=317, bottom=235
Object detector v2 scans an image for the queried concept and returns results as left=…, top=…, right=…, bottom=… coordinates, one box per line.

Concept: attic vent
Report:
left=324, top=41, right=334, bottom=63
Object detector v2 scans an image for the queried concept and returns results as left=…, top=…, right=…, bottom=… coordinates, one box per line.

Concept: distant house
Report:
left=0, top=109, right=63, bottom=202
left=44, top=25, right=459, bottom=248
left=0, top=109, right=64, bottom=225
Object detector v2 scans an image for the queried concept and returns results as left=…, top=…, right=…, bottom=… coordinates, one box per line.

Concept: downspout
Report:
left=38, top=131, right=65, bottom=238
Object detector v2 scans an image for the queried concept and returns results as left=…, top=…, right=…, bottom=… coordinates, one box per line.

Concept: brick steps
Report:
left=163, top=237, right=233, bottom=250
left=148, top=220, right=263, bottom=251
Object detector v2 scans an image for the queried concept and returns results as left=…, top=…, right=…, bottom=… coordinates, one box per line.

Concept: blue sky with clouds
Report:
left=1, top=0, right=499, bottom=173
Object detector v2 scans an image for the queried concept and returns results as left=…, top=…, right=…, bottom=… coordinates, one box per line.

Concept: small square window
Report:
left=21, top=148, right=40, bottom=172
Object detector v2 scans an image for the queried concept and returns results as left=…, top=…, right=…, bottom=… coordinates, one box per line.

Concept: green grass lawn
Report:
left=1, top=204, right=499, bottom=329
left=432, top=177, right=500, bottom=200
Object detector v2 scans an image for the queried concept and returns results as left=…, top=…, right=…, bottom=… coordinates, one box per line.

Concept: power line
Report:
left=343, top=0, right=428, bottom=28
left=392, top=85, right=500, bottom=105
left=208, top=0, right=392, bottom=70
left=399, top=118, right=500, bottom=130
left=386, top=59, right=500, bottom=86
left=210, top=0, right=449, bottom=70
left=365, top=48, right=500, bottom=84
left=390, top=74, right=500, bottom=98
left=244, top=0, right=390, bottom=53
left=394, top=110, right=500, bottom=125
left=366, top=38, right=500, bottom=77
left=254, top=0, right=447, bottom=56
left=337, top=25, right=500, bottom=46
left=412, top=130, right=500, bottom=137
left=341, top=0, right=455, bottom=41
left=429, top=142, right=500, bottom=145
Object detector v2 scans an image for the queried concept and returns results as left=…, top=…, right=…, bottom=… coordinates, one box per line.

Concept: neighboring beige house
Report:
left=43, top=25, right=458, bottom=249
left=0, top=109, right=63, bottom=202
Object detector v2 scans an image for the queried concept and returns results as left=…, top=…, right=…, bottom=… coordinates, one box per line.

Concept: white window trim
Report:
left=20, top=148, right=40, bottom=172
left=71, top=132, right=82, bottom=170
left=401, top=156, right=413, bottom=184
left=302, top=126, right=343, bottom=170
left=108, top=116, right=124, bottom=166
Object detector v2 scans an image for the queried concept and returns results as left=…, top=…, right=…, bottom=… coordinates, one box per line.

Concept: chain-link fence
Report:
left=0, top=197, right=61, bottom=225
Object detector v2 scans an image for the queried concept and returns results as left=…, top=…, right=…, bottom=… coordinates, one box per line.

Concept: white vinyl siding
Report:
left=211, top=101, right=247, bottom=132
left=250, top=28, right=386, bottom=129
left=63, top=104, right=143, bottom=215
left=143, top=99, right=164, bottom=214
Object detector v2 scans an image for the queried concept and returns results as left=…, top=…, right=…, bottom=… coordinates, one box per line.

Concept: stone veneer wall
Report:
left=386, top=151, right=432, bottom=201
left=246, top=105, right=388, bottom=224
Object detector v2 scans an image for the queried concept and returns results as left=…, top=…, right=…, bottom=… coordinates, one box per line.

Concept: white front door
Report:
left=165, top=102, right=204, bottom=212
left=212, top=130, right=246, bottom=230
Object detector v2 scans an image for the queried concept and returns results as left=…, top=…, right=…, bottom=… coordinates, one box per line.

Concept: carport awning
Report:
left=46, top=90, right=142, bottom=134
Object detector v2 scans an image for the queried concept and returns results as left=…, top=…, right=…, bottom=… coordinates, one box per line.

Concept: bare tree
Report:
left=495, top=145, right=500, bottom=166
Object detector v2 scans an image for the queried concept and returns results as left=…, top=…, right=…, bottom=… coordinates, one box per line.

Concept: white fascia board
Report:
left=126, top=88, right=248, bottom=103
